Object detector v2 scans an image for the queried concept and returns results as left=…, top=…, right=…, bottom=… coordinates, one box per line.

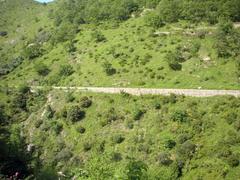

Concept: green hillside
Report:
left=0, top=0, right=240, bottom=179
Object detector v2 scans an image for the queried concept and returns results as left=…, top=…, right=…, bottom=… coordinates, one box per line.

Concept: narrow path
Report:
left=31, top=86, right=240, bottom=97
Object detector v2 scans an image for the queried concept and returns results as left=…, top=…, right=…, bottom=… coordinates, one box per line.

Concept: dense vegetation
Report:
left=1, top=86, right=240, bottom=179
left=0, top=0, right=240, bottom=179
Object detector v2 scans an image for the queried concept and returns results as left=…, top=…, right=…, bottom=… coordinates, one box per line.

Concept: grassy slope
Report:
left=23, top=91, right=240, bottom=179
left=0, top=0, right=53, bottom=64
left=1, top=16, right=239, bottom=89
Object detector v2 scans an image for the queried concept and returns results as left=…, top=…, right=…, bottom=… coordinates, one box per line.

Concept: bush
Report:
left=65, top=41, right=76, bottom=53
left=158, top=152, right=173, bottom=166
left=167, top=59, right=182, bottom=71
left=111, top=152, right=122, bottom=162
left=52, top=122, right=63, bottom=135
left=83, top=142, right=92, bottom=152
left=52, top=22, right=77, bottom=43
left=144, top=11, right=165, bottom=28
left=24, top=43, right=43, bottom=60
left=91, top=31, right=106, bottom=43
left=76, top=126, right=86, bottom=134
left=171, top=110, right=188, bottom=123
left=34, top=63, right=50, bottom=76
left=126, top=160, right=148, bottom=180
left=222, top=110, right=237, bottom=124
left=18, top=84, right=30, bottom=94
left=45, top=105, right=55, bottom=119
left=165, top=139, right=176, bottom=149
left=0, top=105, right=7, bottom=125
left=67, top=106, right=85, bottom=122
left=55, top=149, right=73, bottom=162
left=178, top=141, right=196, bottom=158
left=215, top=20, right=240, bottom=58
left=0, top=31, right=8, bottom=37
left=80, top=96, right=92, bottom=108
left=227, top=154, right=240, bottom=167
left=178, top=133, right=191, bottom=144
left=133, top=109, right=145, bottom=121
left=102, top=61, right=116, bottom=76
left=154, top=102, right=161, bottom=110
left=165, top=50, right=184, bottom=71
left=112, top=134, right=125, bottom=144
left=66, top=93, right=75, bottom=102
left=234, top=120, right=240, bottom=131
left=59, top=64, right=74, bottom=76
left=34, top=119, right=43, bottom=128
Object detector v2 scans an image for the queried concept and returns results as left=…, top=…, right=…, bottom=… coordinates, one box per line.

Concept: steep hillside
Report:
left=0, top=0, right=240, bottom=179
left=0, top=0, right=53, bottom=75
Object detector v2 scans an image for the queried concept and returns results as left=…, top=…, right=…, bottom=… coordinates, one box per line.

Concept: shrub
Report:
left=165, top=139, right=176, bottom=149
left=234, top=120, right=240, bottom=131
left=45, top=105, right=55, bottom=119
left=227, top=154, right=240, bottom=167
left=91, top=31, right=106, bottom=42
left=171, top=110, right=188, bottom=123
left=34, top=119, right=43, bottom=128
left=52, top=22, right=77, bottom=43
left=126, top=160, right=148, bottom=180
left=34, top=62, right=50, bottom=76
left=222, top=110, right=237, bottom=124
left=133, top=109, right=145, bottom=121
left=112, top=134, right=125, bottom=144
left=83, top=142, right=92, bottom=152
left=178, top=134, right=191, bottom=144
left=55, top=149, right=73, bottom=162
left=111, top=152, right=122, bottom=162
left=215, top=20, right=240, bottom=58
left=76, top=126, right=86, bottom=134
left=24, top=43, right=43, bottom=60
left=59, top=64, right=74, bottom=76
left=158, top=152, right=173, bottom=166
left=80, top=96, right=92, bottom=108
left=65, top=41, right=76, bottom=53
left=12, top=93, right=27, bottom=110
left=0, top=31, right=8, bottom=37
left=102, top=61, right=116, bottom=76
left=66, top=93, right=75, bottom=102
left=18, top=84, right=30, bottom=94
left=52, top=122, right=63, bottom=135
left=154, top=102, right=161, bottom=110
left=178, top=141, right=196, bottom=158
left=144, top=11, right=165, bottom=28
left=67, top=106, right=85, bottom=122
